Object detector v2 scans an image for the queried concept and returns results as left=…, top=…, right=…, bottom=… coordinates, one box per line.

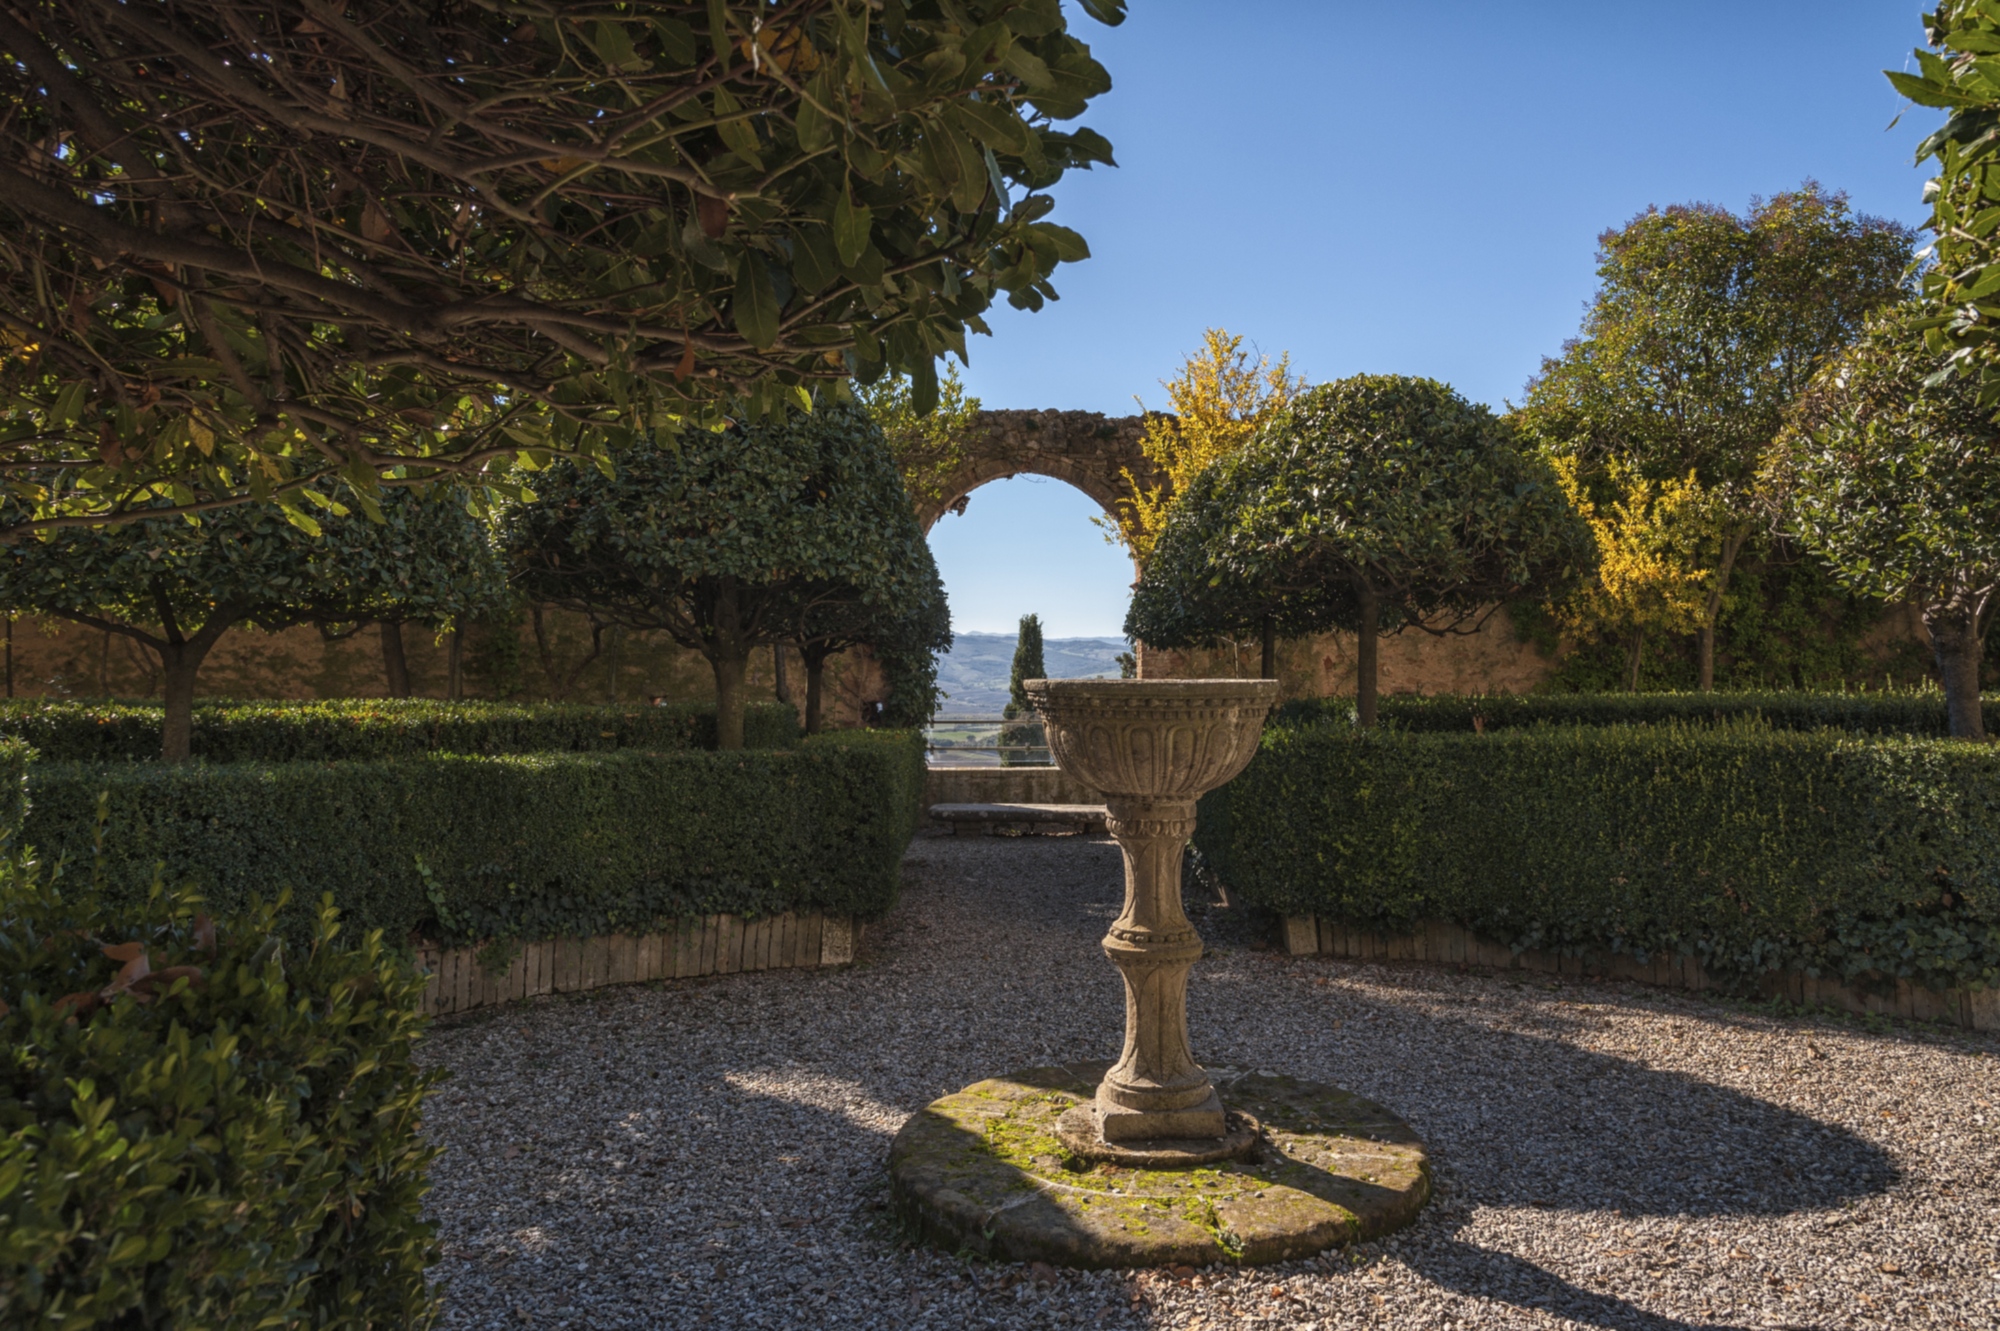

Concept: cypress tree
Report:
left=1005, top=613, right=1046, bottom=718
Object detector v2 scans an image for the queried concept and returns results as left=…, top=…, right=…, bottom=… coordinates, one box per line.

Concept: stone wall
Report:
left=1, top=610, right=885, bottom=729
left=1137, top=606, right=1563, bottom=699
left=916, top=408, right=1162, bottom=533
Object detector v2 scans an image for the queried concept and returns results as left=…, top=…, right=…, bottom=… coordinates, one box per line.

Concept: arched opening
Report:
left=925, top=473, right=1136, bottom=765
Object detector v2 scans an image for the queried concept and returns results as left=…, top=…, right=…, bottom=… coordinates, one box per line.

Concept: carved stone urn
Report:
left=1024, top=678, right=1279, bottom=1159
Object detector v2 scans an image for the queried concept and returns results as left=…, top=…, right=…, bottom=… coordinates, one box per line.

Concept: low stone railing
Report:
left=1281, top=915, right=1999, bottom=1032
left=417, top=911, right=858, bottom=1017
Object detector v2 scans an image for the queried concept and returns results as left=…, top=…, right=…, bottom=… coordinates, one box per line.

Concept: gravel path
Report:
left=422, top=832, right=2000, bottom=1330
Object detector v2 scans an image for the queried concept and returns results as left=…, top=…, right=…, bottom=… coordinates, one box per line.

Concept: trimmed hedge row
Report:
left=21, top=730, right=926, bottom=947
left=1273, top=690, right=1994, bottom=736
left=1197, top=721, right=2000, bottom=993
left=0, top=876, right=439, bottom=1328
left=0, top=697, right=801, bottom=762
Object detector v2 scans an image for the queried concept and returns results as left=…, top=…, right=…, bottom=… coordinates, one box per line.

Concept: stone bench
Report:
left=928, top=802, right=1108, bottom=836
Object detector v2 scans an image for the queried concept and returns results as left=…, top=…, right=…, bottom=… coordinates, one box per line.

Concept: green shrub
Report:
left=0, top=739, right=27, bottom=842
left=0, top=697, right=800, bottom=763
left=1197, top=721, right=2000, bottom=993
left=1273, top=689, right=1993, bottom=737
left=21, top=730, right=927, bottom=947
left=0, top=872, right=440, bottom=1328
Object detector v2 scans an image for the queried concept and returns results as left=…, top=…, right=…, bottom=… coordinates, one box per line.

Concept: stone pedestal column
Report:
left=1095, top=797, right=1222, bottom=1140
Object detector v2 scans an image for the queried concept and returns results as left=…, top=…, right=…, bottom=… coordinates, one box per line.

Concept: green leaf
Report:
left=652, top=17, right=698, bottom=65
left=999, top=44, right=1052, bottom=89
left=591, top=21, right=647, bottom=74
left=833, top=192, right=872, bottom=268
left=733, top=256, right=781, bottom=348
left=1029, top=222, right=1091, bottom=262
left=51, top=380, right=88, bottom=427
left=1076, top=0, right=1129, bottom=23
left=706, top=0, right=732, bottom=67
left=796, top=95, right=830, bottom=153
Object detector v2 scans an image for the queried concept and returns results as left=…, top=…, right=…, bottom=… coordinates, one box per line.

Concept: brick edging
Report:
left=416, top=912, right=857, bottom=1017
left=1282, top=915, right=1999, bottom=1032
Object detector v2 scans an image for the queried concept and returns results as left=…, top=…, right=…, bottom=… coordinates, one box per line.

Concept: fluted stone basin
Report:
left=1027, top=678, right=1278, bottom=802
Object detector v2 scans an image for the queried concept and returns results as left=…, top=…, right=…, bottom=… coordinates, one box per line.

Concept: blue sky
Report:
left=927, top=0, right=1947, bottom=639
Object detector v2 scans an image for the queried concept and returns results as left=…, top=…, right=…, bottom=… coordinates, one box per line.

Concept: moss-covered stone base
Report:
left=888, top=1061, right=1429, bottom=1269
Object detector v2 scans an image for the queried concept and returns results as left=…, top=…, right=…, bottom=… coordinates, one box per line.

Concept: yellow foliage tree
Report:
left=1551, top=457, right=1712, bottom=691
left=1107, top=329, right=1303, bottom=562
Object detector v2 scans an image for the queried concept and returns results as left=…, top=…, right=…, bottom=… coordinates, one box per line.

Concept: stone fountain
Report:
left=1026, top=679, right=1275, bottom=1163
left=889, top=679, right=1430, bottom=1269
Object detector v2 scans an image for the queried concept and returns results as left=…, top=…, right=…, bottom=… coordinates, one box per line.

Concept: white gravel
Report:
left=421, top=831, right=2000, bottom=1330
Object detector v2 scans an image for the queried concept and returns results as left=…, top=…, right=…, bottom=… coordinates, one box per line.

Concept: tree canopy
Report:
left=1886, top=1, right=2000, bottom=402
left=0, top=485, right=504, bottom=758
left=1122, top=448, right=1349, bottom=680
left=1131, top=376, right=1593, bottom=725
left=1517, top=186, right=1913, bottom=688
left=503, top=397, right=937, bottom=746
left=0, top=0, right=1120, bottom=536
left=1771, top=299, right=2000, bottom=740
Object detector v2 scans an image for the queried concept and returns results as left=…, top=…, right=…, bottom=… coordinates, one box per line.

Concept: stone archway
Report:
left=916, top=409, right=1162, bottom=532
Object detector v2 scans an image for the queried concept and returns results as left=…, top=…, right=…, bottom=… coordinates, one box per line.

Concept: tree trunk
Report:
left=1355, top=584, right=1380, bottom=729
left=447, top=627, right=465, bottom=700
left=773, top=642, right=793, bottom=705
left=1626, top=630, right=1646, bottom=693
left=159, top=646, right=203, bottom=763
left=380, top=620, right=411, bottom=697
left=1697, top=529, right=1748, bottom=693
left=1926, top=599, right=1989, bottom=741
left=710, top=577, right=748, bottom=749
left=1259, top=613, right=1276, bottom=681
left=803, top=653, right=826, bottom=735
left=710, top=649, right=749, bottom=749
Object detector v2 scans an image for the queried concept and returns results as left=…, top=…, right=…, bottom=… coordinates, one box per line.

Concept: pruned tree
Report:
left=0, top=486, right=505, bottom=759
left=0, top=0, right=1121, bottom=536
left=1517, top=186, right=1913, bottom=688
left=1122, top=445, right=1353, bottom=682
left=504, top=397, right=934, bottom=747
left=1772, top=300, right=2000, bottom=740
left=1131, top=376, right=1595, bottom=726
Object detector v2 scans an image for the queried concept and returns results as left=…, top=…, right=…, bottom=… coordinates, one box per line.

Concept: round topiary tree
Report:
left=1130, top=375, right=1595, bottom=726
left=1773, top=299, right=2000, bottom=740
left=1125, top=451, right=1355, bottom=681
left=504, top=399, right=939, bottom=748
left=0, top=486, right=506, bottom=760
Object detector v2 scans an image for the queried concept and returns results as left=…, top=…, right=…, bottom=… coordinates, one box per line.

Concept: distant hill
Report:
left=933, top=632, right=1129, bottom=716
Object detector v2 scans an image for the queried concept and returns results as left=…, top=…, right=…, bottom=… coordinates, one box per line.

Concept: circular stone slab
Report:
left=888, top=1061, right=1430, bottom=1269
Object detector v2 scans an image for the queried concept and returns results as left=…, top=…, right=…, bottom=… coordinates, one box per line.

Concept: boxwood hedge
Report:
left=1197, top=720, right=2000, bottom=993
left=21, top=730, right=925, bottom=947
left=1274, top=690, right=1993, bottom=736
left=0, top=698, right=800, bottom=763
left=0, top=875, right=440, bottom=1328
